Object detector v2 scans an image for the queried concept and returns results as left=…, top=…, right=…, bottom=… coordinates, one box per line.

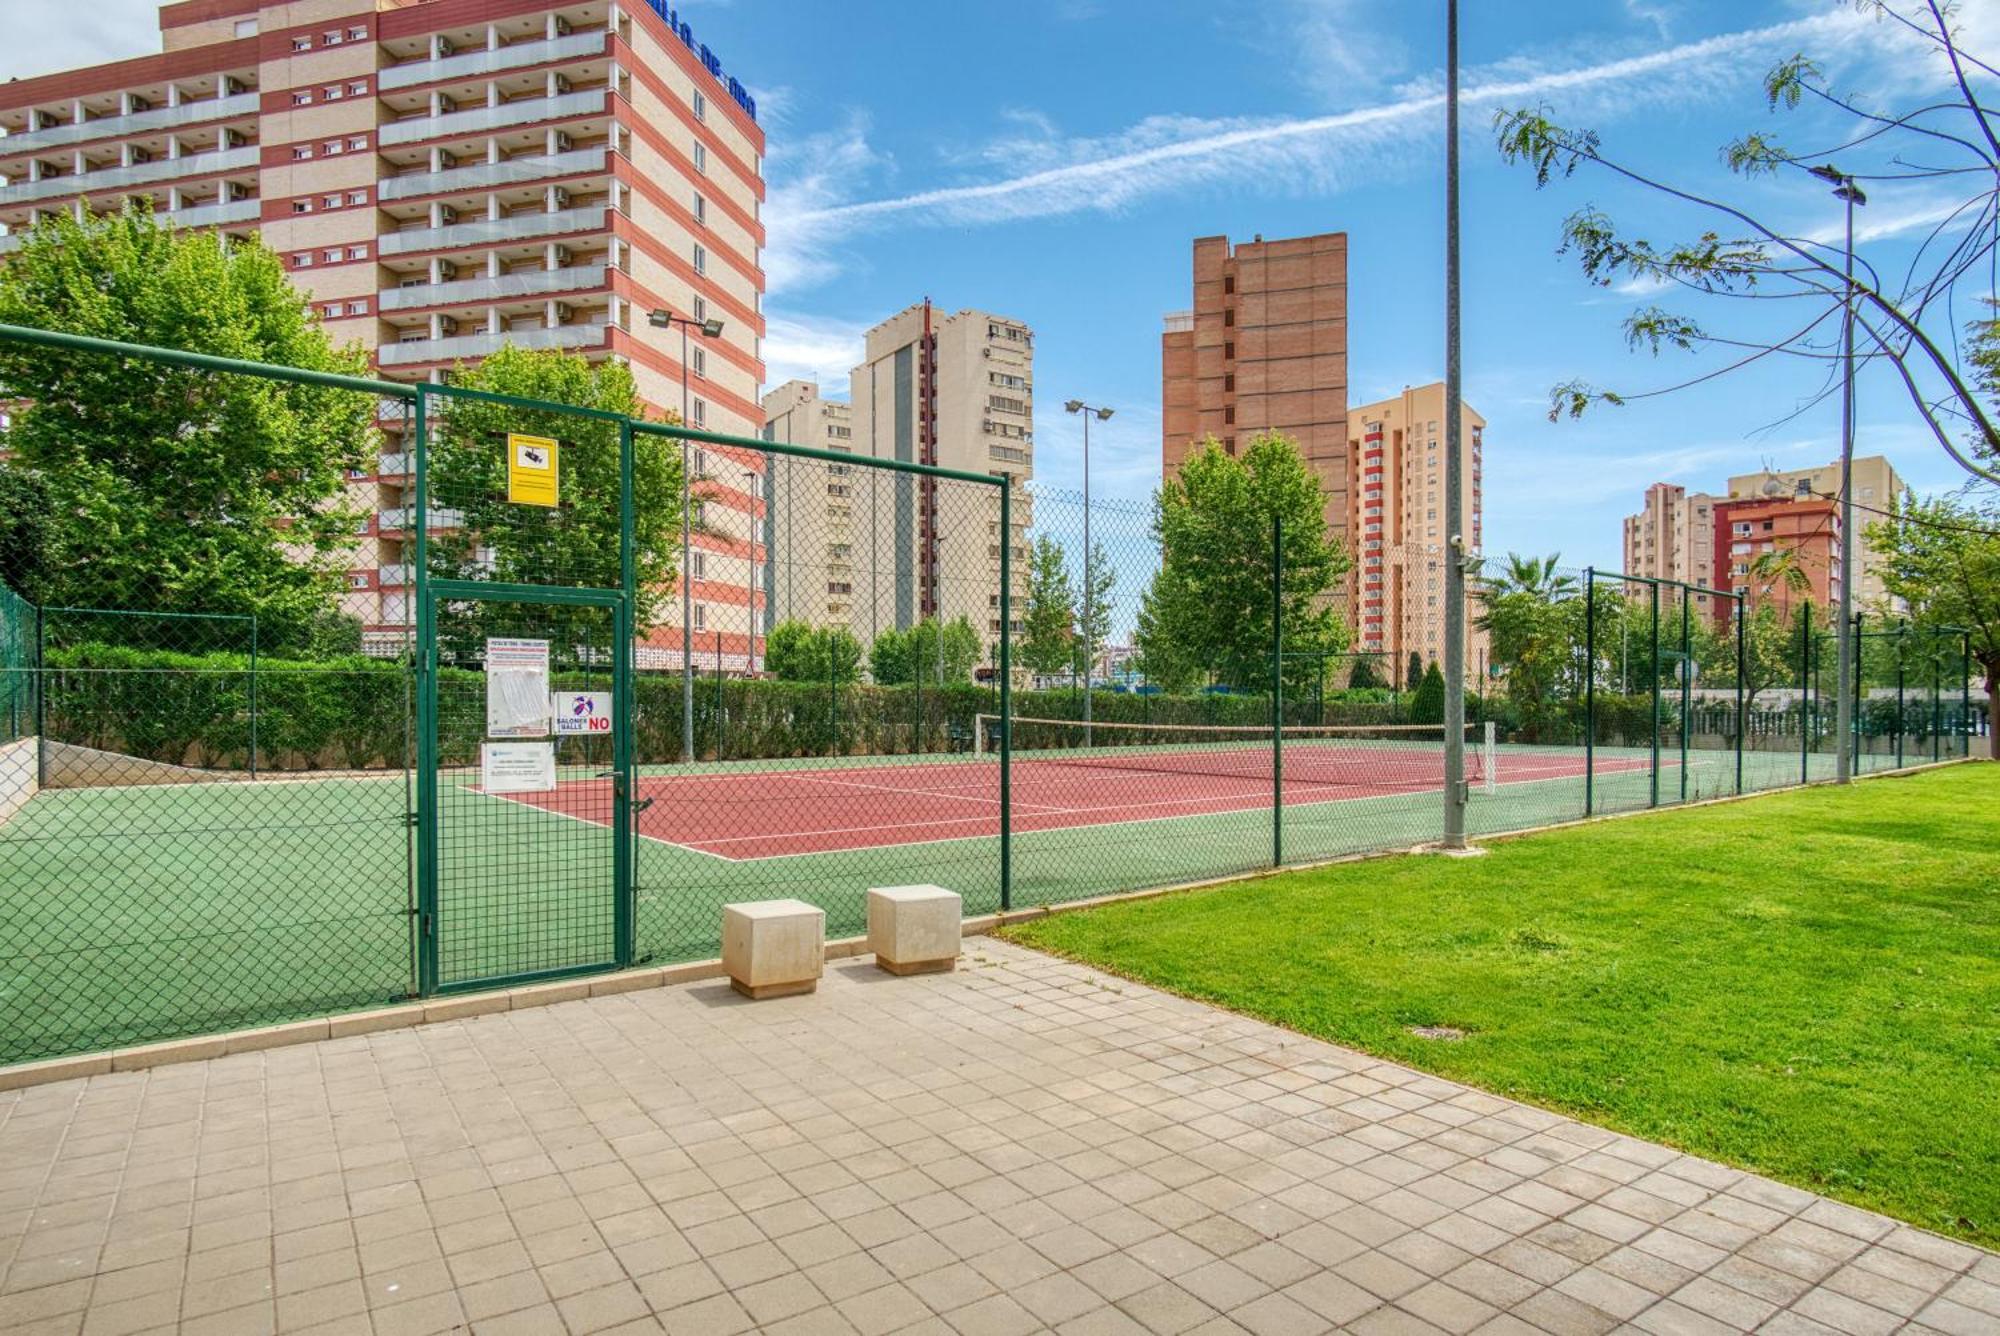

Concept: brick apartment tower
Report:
left=0, top=0, right=768, bottom=665
left=1161, top=233, right=1350, bottom=539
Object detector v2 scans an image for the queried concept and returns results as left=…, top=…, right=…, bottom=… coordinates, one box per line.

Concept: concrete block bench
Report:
left=722, top=899, right=825, bottom=999
left=867, top=885, right=962, bottom=975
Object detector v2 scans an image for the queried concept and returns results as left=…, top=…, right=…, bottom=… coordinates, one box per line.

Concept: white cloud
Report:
left=760, top=312, right=871, bottom=397
left=762, top=115, right=887, bottom=294
left=766, top=10, right=1880, bottom=294
left=1, top=0, right=159, bottom=80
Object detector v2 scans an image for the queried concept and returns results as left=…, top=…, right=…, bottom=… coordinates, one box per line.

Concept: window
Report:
left=322, top=194, right=341, bottom=209
left=349, top=135, right=368, bottom=151
left=322, top=304, right=339, bottom=318
left=349, top=81, right=368, bottom=97
left=692, top=243, right=707, bottom=275
left=323, top=86, right=344, bottom=101
left=691, top=551, right=707, bottom=579
left=291, top=146, right=312, bottom=161
left=691, top=346, right=706, bottom=378
left=322, top=248, right=340, bottom=262
left=1223, top=341, right=1234, bottom=360
left=346, top=190, right=366, bottom=205
left=324, top=30, right=344, bottom=45
left=692, top=192, right=706, bottom=225
left=234, top=17, right=258, bottom=36
left=291, top=91, right=312, bottom=106
left=323, top=140, right=342, bottom=155
left=692, top=142, right=706, bottom=174
left=291, top=36, right=312, bottom=52
left=347, top=245, right=367, bottom=260
left=692, top=295, right=707, bottom=323
left=691, top=398, right=707, bottom=427
left=292, top=200, right=312, bottom=214
left=347, top=25, right=367, bottom=40
left=344, top=301, right=365, bottom=316
left=292, top=252, right=312, bottom=267
left=692, top=604, right=706, bottom=631
left=693, top=90, right=707, bottom=122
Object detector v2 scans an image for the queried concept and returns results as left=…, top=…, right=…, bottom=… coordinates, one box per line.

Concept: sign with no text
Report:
left=506, top=433, right=559, bottom=507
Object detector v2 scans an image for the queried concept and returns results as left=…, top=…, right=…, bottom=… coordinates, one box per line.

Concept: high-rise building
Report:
left=758, top=378, right=853, bottom=634
left=1346, top=384, right=1487, bottom=680
left=1621, top=483, right=1722, bottom=617
left=846, top=301, right=1032, bottom=661
left=1620, top=455, right=1904, bottom=628
left=0, top=0, right=767, bottom=659
left=1161, top=232, right=1350, bottom=537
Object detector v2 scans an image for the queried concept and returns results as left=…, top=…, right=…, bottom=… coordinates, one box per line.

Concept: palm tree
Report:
left=1480, top=552, right=1578, bottom=605
left=1746, top=545, right=1813, bottom=602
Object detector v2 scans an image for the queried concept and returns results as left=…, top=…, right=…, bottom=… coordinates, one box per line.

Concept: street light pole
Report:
left=1441, top=0, right=1468, bottom=848
left=649, top=308, right=726, bottom=765
left=1810, top=163, right=1866, bottom=784
left=1065, top=399, right=1114, bottom=743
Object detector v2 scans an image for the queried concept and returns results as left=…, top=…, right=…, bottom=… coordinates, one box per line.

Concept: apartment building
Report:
left=1621, top=483, right=1722, bottom=617
left=1724, top=457, right=1902, bottom=607
left=846, top=301, right=1033, bottom=663
left=1710, top=492, right=1840, bottom=624
left=0, top=0, right=768, bottom=661
left=1162, top=232, right=1350, bottom=538
left=757, top=378, right=853, bottom=636
left=1347, top=384, right=1487, bottom=681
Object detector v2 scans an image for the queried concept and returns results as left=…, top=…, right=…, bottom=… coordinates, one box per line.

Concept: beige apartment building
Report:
left=757, top=378, right=853, bottom=637
left=844, top=301, right=1033, bottom=663
left=1162, top=232, right=1350, bottom=538
left=1622, top=483, right=1723, bottom=617
left=1347, top=384, right=1488, bottom=682
left=0, top=0, right=768, bottom=662
left=1724, top=457, right=1902, bottom=607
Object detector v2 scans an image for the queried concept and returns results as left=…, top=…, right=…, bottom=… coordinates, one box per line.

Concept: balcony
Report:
left=0, top=92, right=260, bottom=156
left=377, top=564, right=411, bottom=586
left=378, top=146, right=606, bottom=201
left=0, top=145, right=260, bottom=208
left=378, top=89, right=608, bottom=147
left=377, top=507, right=465, bottom=530
left=0, top=195, right=257, bottom=253
left=377, top=263, right=607, bottom=311
left=376, top=321, right=608, bottom=366
left=378, top=31, right=608, bottom=90
left=376, top=453, right=411, bottom=475
left=378, top=204, right=607, bottom=255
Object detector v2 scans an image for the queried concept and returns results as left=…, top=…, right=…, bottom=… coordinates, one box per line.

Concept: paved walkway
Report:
left=1, top=939, right=1993, bottom=1336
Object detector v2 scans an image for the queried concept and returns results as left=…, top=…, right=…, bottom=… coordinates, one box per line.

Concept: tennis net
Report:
left=976, top=714, right=1495, bottom=791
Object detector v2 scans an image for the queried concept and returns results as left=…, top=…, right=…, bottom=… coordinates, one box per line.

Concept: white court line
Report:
left=473, top=782, right=735, bottom=862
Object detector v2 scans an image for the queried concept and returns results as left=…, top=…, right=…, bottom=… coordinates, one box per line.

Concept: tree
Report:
left=869, top=615, right=981, bottom=685
left=1019, top=535, right=1076, bottom=676
left=0, top=206, right=372, bottom=651
left=1348, top=655, right=1384, bottom=690
left=764, top=620, right=860, bottom=684
left=1867, top=494, right=2000, bottom=756
left=1074, top=540, right=1116, bottom=681
left=1410, top=661, right=1446, bottom=725
left=1135, top=433, right=1350, bottom=693
left=1406, top=651, right=1424, bottom=692
left=425, top=346, right=682, bottom=649
left=1476, top=554, right=1583, bottom=732
left=1746, top=545, right=1815, bottom=603
left=1494, top=3, right=1999, bottom=485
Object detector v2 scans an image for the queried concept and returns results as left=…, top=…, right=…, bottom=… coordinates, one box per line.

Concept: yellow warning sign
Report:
left=506, top=434, right=559, bottom=507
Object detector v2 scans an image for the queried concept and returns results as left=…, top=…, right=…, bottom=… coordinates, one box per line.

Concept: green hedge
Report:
left=41, top=643, right=1498, bottom=772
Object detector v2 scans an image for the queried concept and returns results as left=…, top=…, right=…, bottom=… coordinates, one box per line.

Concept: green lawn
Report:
left=1000, top=762, right=2000, bottom=1248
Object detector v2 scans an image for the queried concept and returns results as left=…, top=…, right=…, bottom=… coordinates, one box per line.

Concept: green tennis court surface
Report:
left=0, top=741, right=1847, bottom=1066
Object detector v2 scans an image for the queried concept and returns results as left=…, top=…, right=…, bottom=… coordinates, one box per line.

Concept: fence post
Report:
left=1649, top=581, right=1661, bottom=808
left=1853, top=611, right=1865, bottom=771
left=1584, top=567, right=1595, bottom=816
left=999, top=476, right=1013, bottom=911
left=1799, top=603, right=1811, bottom=786
left=1271, top=512, right=1283, bottom=868
left=1679, top=590, right=1690, bottom=803
left=33, top=603, right=45, bottom=790
left=1932, top=632, right=1942, bottom=764
left=1734, top=594, right=1745, bottom=795
left=412, top=386, right=438, bottom=999
left=828, top=635, right=839, bottom=754
left=1895, top=621, right=1905, bottom=769
left=247, top=614, right=259, bottom=779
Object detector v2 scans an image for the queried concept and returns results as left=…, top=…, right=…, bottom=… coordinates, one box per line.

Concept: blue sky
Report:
left=11, top=0, right=1997, bottom=570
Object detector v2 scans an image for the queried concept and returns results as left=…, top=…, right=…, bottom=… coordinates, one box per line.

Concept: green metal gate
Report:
left=418, top=581, right=631, bottom=993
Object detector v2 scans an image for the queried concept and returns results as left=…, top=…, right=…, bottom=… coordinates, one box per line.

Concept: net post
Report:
left=412, top=386, right=439, bottom=999
left=1895, top=620, right=1905, bottom=769
left=1649, top=581, right=1660, bottom=808
left=1734, top=593, right=1745, bottom=795
left=247, top=614, right=259, bottom=780
left=999, top=475, right=1013, bottom=911
left=1484, top=720, right=1496, bottom=795
left=1584, top=567, right=1595, bottom=816
left=1270, top=512, right=1282, bottom=869
left=1932, top=632, right=1941, bottom=763
left=1962, top=632, right=1972, bottom=758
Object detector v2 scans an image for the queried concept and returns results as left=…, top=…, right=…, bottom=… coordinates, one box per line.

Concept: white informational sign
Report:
left=552, top=690, right=613, bottom=736
left=481, top=741, right=556, bottom=794
left=486, top=637, right=551, bottom=738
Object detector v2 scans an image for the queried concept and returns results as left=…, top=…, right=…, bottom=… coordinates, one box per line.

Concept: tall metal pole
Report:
left=680, top=322, right=694, bottom=764
left=1271, top=513, right=1283, bottom=868
left=999, top=475, right=1013, bottom=911
left=1834, top=183, right=1857, bottom=782
left=1441, top=0, right=1468, bottom=848
left=1082, top=409, right=1092, bottom=744
left=1584, top=567, right=1595, bottom=815
left=1734, top=594, right=1746, bottom=795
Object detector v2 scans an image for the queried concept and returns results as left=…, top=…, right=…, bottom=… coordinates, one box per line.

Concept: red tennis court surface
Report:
left=510, top=744, right=1644, bottom=860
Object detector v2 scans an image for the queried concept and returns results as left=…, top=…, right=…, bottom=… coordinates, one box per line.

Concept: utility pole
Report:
left=648, top=308, right=726, bottom=763
left=1441, top=0, right=1468, bottom=848
left=1064, top=399, right=1114, bottom=744
left=1808, top=163, right=1866, bottom=783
